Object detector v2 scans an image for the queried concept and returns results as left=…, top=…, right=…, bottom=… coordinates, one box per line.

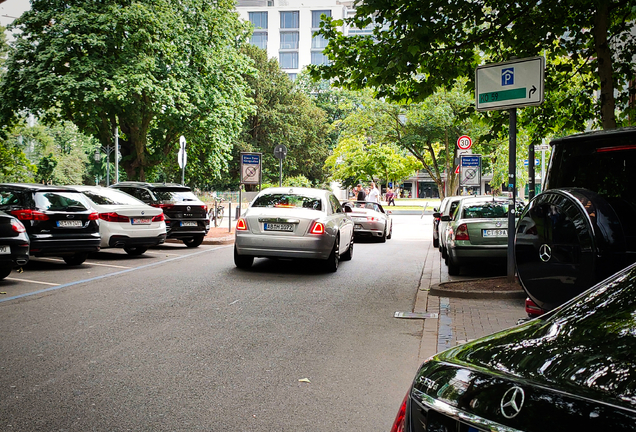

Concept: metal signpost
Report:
left=476, top=56, right=545, bottom=282
left=178, top=135, right=187, bottom=185
left=273, top=144, right=288, bottom=187
left=239, top=152, right=262, bottom=229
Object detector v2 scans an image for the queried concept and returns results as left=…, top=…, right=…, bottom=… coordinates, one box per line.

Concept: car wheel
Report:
left=234, top=245, right=254, bottom=269
left=124, top=247, right=147, bottom=256
left=184, top=234, right=204, bottom=248
left=63, top=253, right=88, bottom=266
left=441, top=246, right=448, bottom=259
left=341, top=236, right=354, bottom=261
left=433, top=237, right=439, bottom=248
left=447, top=254, right=461, bottom=276
left=387, top=223, right=392, bottom=240
left=379, top=225, right=387, bottom=243
left=0, top=264, right=12, bottom=280
left=515, top=188, right=631, bottom=311
left=324, top=236, right=339, bottom=272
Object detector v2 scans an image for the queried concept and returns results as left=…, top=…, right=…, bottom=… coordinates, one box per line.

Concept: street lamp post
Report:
left=94, top=145, right=117, bottom=186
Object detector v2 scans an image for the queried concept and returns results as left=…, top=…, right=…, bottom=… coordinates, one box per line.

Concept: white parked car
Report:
left=342, top=200, right=392, bottom=242
left=234, top=187, right=354, bottom=272
left=70, top=186, right=167, bottom=255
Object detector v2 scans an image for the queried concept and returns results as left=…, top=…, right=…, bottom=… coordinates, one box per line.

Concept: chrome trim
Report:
left=412, top=389, right=524, bottom=432
left=258, top=218, right=300, bottom=224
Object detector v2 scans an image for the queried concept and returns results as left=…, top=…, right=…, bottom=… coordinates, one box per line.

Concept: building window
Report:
left=279, top=52, right=298, bottom=69
left=311, top=10, right=331, bottom=65
left=249, top=12, right=268, bottom=50
left=280, top=11, right=299, bottom=29
left=280, top=32, right=299, bottom=49
left=287, top=73, right=297, bottom=81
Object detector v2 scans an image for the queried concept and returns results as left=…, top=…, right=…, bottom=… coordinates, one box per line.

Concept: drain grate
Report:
left=394, top=311, right=439, bottom=319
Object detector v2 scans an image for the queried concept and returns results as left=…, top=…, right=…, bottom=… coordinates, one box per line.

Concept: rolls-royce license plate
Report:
left=264, top=223, right=293, bottom=232
left=483, top=229, right=507, bottom=237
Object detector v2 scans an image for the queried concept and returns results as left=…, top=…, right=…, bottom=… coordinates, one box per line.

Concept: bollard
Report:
left=228, top=202, right=232, bottom=233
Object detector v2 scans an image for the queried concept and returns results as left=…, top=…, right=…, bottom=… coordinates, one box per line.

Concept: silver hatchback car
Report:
left=234, top=187, right=354, bottom=272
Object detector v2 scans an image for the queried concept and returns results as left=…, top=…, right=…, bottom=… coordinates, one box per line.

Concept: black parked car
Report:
left=110, top=182, right=209, bottom=247
left=0, top=211, right=29, bottom=280
left=515, top=127, right=636, bottom=311
left=392, top=262, right=636, bottom=432
left=0, top=184, right=100, bottom=265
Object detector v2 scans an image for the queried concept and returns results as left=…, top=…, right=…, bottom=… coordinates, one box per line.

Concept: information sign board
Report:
left=460, top=154, right=481, bottom=187
left=240, top=152, right=262, bottom=185
left=476, top=57, right=545, bottom=111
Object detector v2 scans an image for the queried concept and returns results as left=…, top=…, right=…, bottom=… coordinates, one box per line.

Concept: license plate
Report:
left=0, top=245, right=9, bottom=255
left=483, top=229, right=507, bottom=237
left=354, top=224, right=363, bottom=230
left=264, top=223, right=293, bottom=232
left=57, top=220, right=83, bottom=228
left=132, top=218, right=152, bottom=225
left=181, top=221, right=198, bottom=227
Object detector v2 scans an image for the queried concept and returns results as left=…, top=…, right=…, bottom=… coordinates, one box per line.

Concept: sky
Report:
left=1, top=0, right=30, bottom=39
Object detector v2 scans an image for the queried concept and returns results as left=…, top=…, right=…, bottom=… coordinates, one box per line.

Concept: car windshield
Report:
left=152, top=190, right=199, bottom=204
left=252, top=193, right=322, bottom=211
left=352, top=202, right=380, bottom=212
left=81, top=189, right=144, bottom=206
left=34, top=192, right=91, bottom=211
left=461, top=201, right=510, bottom=218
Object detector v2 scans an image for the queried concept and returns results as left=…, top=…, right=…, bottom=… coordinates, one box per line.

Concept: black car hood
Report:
left=412, top=267, right=636, bottom=431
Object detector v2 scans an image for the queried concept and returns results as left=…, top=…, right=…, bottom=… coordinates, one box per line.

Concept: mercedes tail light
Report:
left=10, top=209, right=49, bottom=221
left=455, top=223, right=470, bottom=241
left=236, top=217, right=248, bottom=231
left=152, top=213, right=165, bottom=222
left=10, top=219, right=26, bottom=233
left=390, top=392, right=409, bottom=432
left=309, top=221, right=325, bottom=234
left=99, top=212, right=130, bottom=223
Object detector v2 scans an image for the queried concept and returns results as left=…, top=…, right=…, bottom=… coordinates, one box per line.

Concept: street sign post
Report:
left=475, top=57, right=545, bottom=112
left=273, top=144, right=288, bottom=187
left=240, top=152, right=262, bottom=186
left=178, top=135, right=187, bottom=184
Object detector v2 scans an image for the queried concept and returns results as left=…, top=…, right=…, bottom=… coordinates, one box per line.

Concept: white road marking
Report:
left=5, top=278, right=59, bottom=286
left=37, top=257, right=131, bottom=269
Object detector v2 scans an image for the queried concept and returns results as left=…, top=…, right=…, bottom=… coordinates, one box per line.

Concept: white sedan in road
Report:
left=70, top=186, right=167, bottom=255
left=342, top=201, right=392, bottom=242
left=234, top=187, right=354, bottom=272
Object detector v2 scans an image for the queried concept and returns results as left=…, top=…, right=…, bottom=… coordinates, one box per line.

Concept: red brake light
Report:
left=455, top=223, right=470, bottom=241
left=366, top=216, right=379, bottom=222
left=596, top=145, right=636, bottom=153
left=236, top=217, right=248, bottom=231
left=309, top=221, right=325, bottom=234
left=10, top=219, right=26, bottom=233
left=152, top=213, right=165, bottom=222
left=390, top=392, right=409, bottom=432
left=151, top=203, right=175, bottom=210
left=88, top=212, right=99, bottom=221
left=99, top=212, right=130, bottom=223
left=10, top=209, right=49, bottom=221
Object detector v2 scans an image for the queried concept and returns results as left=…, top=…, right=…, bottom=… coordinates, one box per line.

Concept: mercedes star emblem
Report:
left=187, top=206, right=191, bottom=211
left=501, top=386, right=525, bottom=419
left=539, top=244, right=552, bottom=262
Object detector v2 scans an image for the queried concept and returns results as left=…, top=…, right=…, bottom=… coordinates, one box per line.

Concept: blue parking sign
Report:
left=501, top=67, right=514, bottom=86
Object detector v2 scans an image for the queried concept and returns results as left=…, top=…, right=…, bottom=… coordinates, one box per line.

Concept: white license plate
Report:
left=0, top=245, right=10, bottom=255
left=181, top=221, right=198, bottom=227
left=264, top=223, right=294, bottom=232
left=57, top=220, right=83, bottom=228
left=483, top=229, right=507, bottom=237
left=132, top=218, right=152, bottom=225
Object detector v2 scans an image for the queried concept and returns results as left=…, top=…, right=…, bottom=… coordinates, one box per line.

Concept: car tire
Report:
left=447, top=254, right=461, bottom=276
left=441, top=246, right=448, bottom=260
left=324, top=236, right=339, bottom=272
left=515, top=188, right=632, bottom=311
left=341, top=236, right=354, bottom=261
left=124, top=247, right=147, bottom=256
left=184, top=234, right=204, bottom=248
left=433, top=237, right=439, bottom=248
left=0, top=264, right=12, bottom=280
left=387, top=224, right=392, bottom=240
left=234, top=245, right=254, bottom=269
left=63, top=253, right=88, bottom=266
left=379, top=225, right=387, bottom=243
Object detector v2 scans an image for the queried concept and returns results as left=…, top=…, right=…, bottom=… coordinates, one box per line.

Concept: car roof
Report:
left=111, top=182, right=191, bottom=191
left=550, top=126, right=636, bottom=147
left=258, top=187, right=329, bottom=198
left=0, top=183, right=80, bottom=192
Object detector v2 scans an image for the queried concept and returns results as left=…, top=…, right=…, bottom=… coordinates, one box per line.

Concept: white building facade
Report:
left=236, top=0, right=365, bottom=80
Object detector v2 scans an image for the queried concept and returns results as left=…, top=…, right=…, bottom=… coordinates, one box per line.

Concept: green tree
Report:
left=231, top=45, right=330, bottom=189
left=0, top=0, right=254, bottom=181
left=313, top=0, right=636, bottom=130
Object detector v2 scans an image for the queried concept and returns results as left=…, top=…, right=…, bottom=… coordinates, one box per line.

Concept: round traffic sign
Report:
left=457, top=135, right=472, bottom=150
left=274, top=144, right=288, bottom=160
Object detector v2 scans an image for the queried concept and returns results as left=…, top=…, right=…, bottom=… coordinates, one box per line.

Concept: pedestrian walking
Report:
left=367, top=182, right=380, bottom=203
left=386, top=188, right=396, bottom=206
left=356, top=184, right=366, bottom=201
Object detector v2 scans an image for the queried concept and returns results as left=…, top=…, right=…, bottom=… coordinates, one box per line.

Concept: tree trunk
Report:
left=593, top=1, right=616, bottom=130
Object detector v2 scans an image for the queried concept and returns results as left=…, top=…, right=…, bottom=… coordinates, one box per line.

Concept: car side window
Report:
left=448, top=201, right=459, bottom=217
left=329, top=194, right=343, bottom=214
left=0, top=191, right=21, bottom=207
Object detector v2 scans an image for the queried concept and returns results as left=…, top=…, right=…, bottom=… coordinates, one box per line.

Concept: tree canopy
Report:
left=0, top=0, right=254, bottom=181
left=313, top=0, right=636, bottom=130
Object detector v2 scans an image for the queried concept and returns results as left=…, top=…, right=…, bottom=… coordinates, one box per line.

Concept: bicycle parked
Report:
left=207, top=200, right=224, bottom=226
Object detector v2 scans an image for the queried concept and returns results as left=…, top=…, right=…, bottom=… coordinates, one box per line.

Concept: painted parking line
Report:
left=5, top=278, right=59, bottom=286
left=0, top=245, right=231, bottom=304
left=37, top=257, right=131, bottom=269
left=143, top=251, right=182, bottom=257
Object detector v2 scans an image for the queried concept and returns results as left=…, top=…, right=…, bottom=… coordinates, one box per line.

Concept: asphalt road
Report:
left=0, top=215, right=431, bottom=432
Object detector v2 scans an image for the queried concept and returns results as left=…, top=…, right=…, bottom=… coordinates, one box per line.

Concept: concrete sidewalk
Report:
left=413, top=238, right=526, bottom=363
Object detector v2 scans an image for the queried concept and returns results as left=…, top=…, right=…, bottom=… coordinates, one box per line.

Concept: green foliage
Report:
left=1, top=0, right=254, bottom=181
left=36, top=154, right=58, bottom=184
left=262, top=175, right=313, bottom=189
left=0, top=138, right=36, bottom=183
left=312, top=0, right=636, bottom=130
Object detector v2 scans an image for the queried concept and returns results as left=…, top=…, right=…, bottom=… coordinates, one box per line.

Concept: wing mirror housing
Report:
left=441, top=215, right=452, bottom=222
left=433, top=212, right=441, bottom=218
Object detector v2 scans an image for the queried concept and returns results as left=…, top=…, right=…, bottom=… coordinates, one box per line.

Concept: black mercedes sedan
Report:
left=392, top=263, right=636, bottom=432
left=0, top=211, right=29, bottom=280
